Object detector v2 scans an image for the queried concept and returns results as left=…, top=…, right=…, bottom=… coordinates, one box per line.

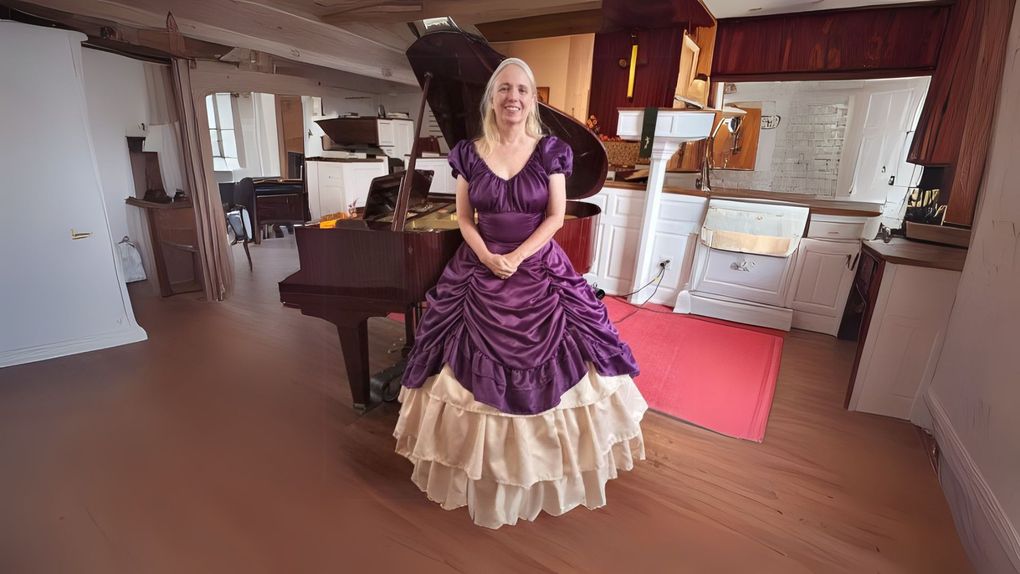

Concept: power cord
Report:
left=609, top=261, right=670, bottom=323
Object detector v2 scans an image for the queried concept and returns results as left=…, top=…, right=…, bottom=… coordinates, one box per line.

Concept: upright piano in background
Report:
left=279, top=26, right=607, bottom=411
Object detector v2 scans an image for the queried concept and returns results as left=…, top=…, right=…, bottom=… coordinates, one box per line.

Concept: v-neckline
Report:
left=474, top=137, right=544, bottom=183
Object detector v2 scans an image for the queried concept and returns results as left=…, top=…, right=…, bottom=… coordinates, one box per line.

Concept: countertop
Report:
left=603, top=181, right=884, bottom=217
left=863, top=238, right=968, bottom=272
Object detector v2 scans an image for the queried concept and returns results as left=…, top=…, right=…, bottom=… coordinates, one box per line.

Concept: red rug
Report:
left=604, top=297, right=785, bottom=442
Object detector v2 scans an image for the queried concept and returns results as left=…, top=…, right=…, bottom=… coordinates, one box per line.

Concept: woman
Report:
left=393, top=58, right=646, bottom=529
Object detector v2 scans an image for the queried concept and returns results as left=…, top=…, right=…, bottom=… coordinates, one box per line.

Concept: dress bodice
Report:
left=448, top=136, right=572, bottom=245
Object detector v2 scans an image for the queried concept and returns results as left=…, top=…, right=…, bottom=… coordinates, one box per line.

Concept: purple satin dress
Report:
left=401, top=136, right=640, bottom=415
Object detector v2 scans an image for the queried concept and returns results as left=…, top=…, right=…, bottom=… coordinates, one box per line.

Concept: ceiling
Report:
left=4, top=0, right=937, bottom=89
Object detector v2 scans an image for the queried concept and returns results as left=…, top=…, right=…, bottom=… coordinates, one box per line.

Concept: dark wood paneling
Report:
left=713, top=4, right=950, bottom=79
left=587, top=27, right=686, bottom=136
left=908, top=0, right=1016, bottom=226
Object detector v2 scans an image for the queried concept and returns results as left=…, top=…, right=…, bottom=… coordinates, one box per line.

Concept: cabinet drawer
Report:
left=698, top=249, right=794, bottom=306
left=807, top=220, right=867, bottom=240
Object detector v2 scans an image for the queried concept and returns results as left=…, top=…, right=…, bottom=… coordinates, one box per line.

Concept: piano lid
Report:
left=405, top=30, right=608, bottom=201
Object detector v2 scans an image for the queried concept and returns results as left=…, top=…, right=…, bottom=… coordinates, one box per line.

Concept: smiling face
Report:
left=490, top=64, right=535, bottom=128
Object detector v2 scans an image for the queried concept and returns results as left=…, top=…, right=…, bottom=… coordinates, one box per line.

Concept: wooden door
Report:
left=276, top=95, right=304, bottom=179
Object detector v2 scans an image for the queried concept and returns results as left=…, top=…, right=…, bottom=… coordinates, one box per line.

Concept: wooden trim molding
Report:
left=927, top=392, right=1020, bottom=571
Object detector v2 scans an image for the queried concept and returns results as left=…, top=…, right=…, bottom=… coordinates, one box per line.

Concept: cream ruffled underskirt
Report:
left=394, top=364, right=648, bottom=529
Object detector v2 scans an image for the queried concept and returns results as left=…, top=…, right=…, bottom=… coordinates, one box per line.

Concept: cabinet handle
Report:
left=730, top=260, right=753, bottom=272
left=71, top=229, right=93, bottom=240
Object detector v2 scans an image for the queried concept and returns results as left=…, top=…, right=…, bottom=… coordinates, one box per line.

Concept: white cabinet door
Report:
left=316, top=162, right=346, bottom=217
left=376, top=119, right=396, bottom=147
left=394, top=120, right=415, bottom=161
left=788, top=239, right=860, bottom=335
left=342, top=161, right=388, bottom=209
left=695, top=250, right=797, bottom=307
left=850, top=264, right=960, bottom=419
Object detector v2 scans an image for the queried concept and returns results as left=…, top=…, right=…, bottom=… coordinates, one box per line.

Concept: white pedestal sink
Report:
left=615, top=108, right=714, bottom=304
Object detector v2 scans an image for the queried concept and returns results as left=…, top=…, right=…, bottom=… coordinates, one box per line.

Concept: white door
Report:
left=787, top=239, right=860, bottom=334
left=848, top=89, right=916, bottom=203
left=0, top=23, right=145, bottom=366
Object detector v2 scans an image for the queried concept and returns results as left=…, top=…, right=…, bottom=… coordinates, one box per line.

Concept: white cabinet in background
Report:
left=305, top=159, right=388, bottom=220
left=377, top=118, right=414, bottom=166
left=411, top=156, right=456, bottom=196
left=787, top=238, right=860, bottom=336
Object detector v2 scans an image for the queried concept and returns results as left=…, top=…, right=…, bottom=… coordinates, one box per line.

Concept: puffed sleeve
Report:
left=540, top=136, right=573, bottom=178
left=448, top=139, right=472, bottom=182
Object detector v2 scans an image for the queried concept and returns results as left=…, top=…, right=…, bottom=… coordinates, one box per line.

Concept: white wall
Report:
left=925, top=5, right=1020, bottom=572
left=704, top=78, right=928, bottom=201
left=81, top=48, right=148, bottom=245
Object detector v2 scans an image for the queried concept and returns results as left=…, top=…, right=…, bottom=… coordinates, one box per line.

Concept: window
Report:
left=206, top=93, right=242, bottom=171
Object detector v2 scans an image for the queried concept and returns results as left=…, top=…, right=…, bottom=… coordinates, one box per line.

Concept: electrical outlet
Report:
left=658, top=258, right=671, bottom=269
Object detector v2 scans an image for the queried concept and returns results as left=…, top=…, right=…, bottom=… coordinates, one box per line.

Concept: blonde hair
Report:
left=476, top=57, right=545, bottom=156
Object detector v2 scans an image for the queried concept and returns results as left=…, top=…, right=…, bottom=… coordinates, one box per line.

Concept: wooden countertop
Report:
left=863, top=238, right=968, bottom=272
left=603, top=181, right=884, bottom=217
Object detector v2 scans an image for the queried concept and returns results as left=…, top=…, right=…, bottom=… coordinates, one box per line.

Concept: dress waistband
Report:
left=477, top=212, right=544, bottom=246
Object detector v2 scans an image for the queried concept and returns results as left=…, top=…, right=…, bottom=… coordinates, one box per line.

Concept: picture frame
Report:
left=537, top=86, right=550, bottom=105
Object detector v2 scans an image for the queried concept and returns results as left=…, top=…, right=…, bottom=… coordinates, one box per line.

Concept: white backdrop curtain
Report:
left=170, top=59, right=233, bottom=301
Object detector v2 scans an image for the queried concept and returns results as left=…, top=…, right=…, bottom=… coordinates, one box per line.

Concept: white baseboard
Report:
left=927, top=391, right=1020, bottom=573
left=0, top=326, right=148, bottom=368
left=674, top=290, right=793, bottom=331
left=791, top=310, right=840, bottom=336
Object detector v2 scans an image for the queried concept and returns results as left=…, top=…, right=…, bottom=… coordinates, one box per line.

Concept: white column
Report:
left=628, top=138, right=683, bottom=303
left=615, top=108, right=714, bottom=304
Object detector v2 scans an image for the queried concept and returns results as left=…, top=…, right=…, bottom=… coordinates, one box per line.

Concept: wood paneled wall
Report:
left=587, top=27, right=686, bottom=136
left=712, top=4, right=950, bottom=81
left=907, top=0, right=1017, bottom=226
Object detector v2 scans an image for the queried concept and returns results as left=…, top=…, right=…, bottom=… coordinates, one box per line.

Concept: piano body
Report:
left=279, top=26, right=607, bottom=411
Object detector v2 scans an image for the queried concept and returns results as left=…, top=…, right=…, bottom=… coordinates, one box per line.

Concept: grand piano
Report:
left=279, top=25, right=608, bottom=411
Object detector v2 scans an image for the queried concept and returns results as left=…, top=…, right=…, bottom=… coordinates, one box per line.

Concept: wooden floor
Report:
left=0, top=236, right=971, bottom=573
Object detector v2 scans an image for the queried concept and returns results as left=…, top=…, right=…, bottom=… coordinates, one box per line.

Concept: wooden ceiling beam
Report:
left=14, top=0, right=419, bottom=84
left=476, top=10, right=603, bottom=43
left=319, top=0, right=599, bottom=26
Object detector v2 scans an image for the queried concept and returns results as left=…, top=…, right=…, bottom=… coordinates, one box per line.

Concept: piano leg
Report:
left=402, top=304, right=419, bottom=356
left=335, top=319, right=371, bottom=411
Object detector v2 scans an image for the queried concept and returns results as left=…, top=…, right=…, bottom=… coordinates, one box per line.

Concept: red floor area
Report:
left=605, top=297, right=785, bottom=442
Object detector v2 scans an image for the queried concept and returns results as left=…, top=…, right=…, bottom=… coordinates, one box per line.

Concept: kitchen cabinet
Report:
left=906, top=0, right=1016, bottom=226
left=842, top=240, right=964, bottom=419
left=712, top=4, right=948, bottom=80
left=787, top=238, right=860, bottom=336
left=304, top=159, right=388, bottom=220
